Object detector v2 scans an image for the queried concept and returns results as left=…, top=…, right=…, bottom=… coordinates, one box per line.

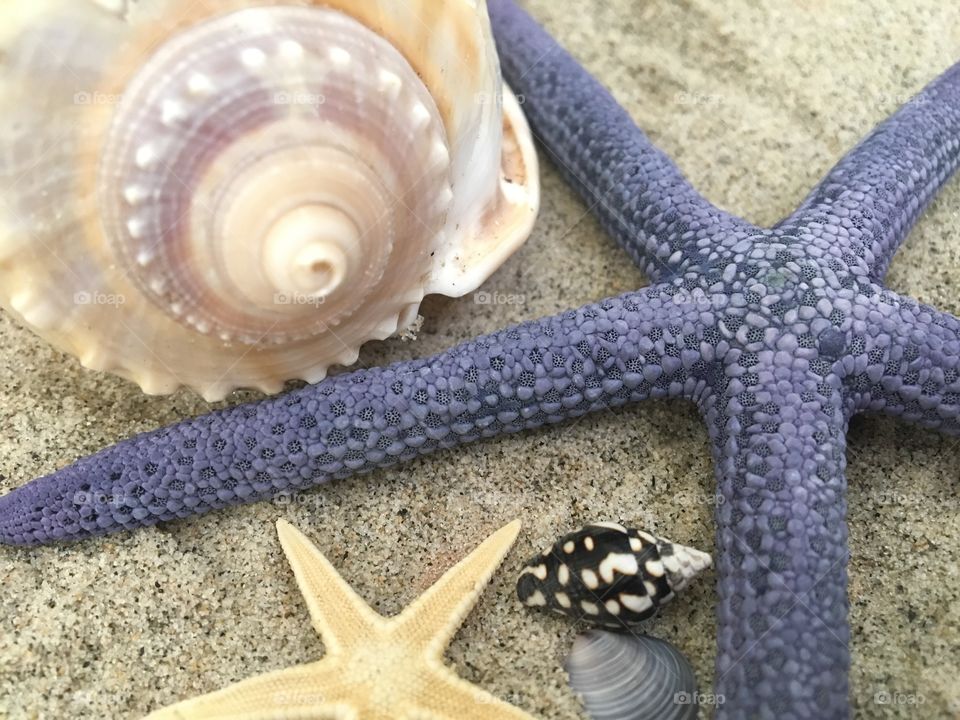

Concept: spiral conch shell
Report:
left=0, top=0, right=540, bottom=400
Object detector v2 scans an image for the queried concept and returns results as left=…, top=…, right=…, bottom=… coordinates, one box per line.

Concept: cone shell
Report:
left=0, top=0, right=540, bottom=400
left=517, top=522, right=712, bottom=628
left=566, top=631, right=700, bottom=720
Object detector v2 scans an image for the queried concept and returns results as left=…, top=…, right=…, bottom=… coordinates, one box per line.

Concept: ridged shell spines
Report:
left=0, top=0, right=540, bottom=400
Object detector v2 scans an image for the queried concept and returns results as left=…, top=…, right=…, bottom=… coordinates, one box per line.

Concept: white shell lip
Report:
left=0, top=0, right=541, bottom=401
left=425, top=84, right=541, bottom=298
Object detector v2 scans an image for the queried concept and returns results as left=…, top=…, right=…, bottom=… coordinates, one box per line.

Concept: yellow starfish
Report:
left=146, top=519, right=534, bottom=720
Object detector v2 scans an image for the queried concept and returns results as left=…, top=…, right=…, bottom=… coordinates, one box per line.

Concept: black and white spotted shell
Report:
left=517, top=522, right=712, bottom=627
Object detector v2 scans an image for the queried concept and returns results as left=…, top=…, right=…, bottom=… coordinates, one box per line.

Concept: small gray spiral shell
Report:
left=566, top=631, right=700, bottom=720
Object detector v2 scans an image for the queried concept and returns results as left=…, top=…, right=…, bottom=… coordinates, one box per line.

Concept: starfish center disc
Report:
left=342, top=640, right=427, bottom=707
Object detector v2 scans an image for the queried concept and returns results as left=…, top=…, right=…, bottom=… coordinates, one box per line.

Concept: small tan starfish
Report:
left=146, top=519, right=534, bottom=720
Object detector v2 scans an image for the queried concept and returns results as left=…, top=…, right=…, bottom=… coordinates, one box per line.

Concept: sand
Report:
left=1, top=0, right=959, bottom=717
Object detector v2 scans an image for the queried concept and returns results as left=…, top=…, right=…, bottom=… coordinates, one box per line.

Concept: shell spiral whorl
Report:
left=100, top=7, right=452, bottom=344
left=0, top=0, right=540, bottom=399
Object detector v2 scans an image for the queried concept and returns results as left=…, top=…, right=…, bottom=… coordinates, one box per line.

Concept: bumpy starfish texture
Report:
left=146, top=519, right=530, bottom=720
left=1, top=1, right=959, bottom=718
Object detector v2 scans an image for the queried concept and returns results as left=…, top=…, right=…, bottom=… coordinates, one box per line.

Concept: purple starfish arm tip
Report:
left=487, top=2, right=759, bottom=284
left=4, top=1, right=960, bottom=719
left=784, top=62, right=960, bottom=282
left=0, top=291, right=706, bottom=546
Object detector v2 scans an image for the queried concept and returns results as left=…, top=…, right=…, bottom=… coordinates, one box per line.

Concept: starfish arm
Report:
left=144, top=659, right=351, bottom=719
left=702, top=368, right=849, bottom=719
left=390, top=521, right=520, bottom=657
left=400, top=666, right=536, bottom=720
left=846, top=288, right=960, bottom=433
left=275, top=520, right=384, bottom=652
left=0, top=287, right=712, bottom=546
left=780, top=60, right=960, bottom=281
left=486, top=0, right=757, bottom=283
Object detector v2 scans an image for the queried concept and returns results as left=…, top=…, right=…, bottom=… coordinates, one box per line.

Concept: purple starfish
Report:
left=1, top=1, right=959, bottom=717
